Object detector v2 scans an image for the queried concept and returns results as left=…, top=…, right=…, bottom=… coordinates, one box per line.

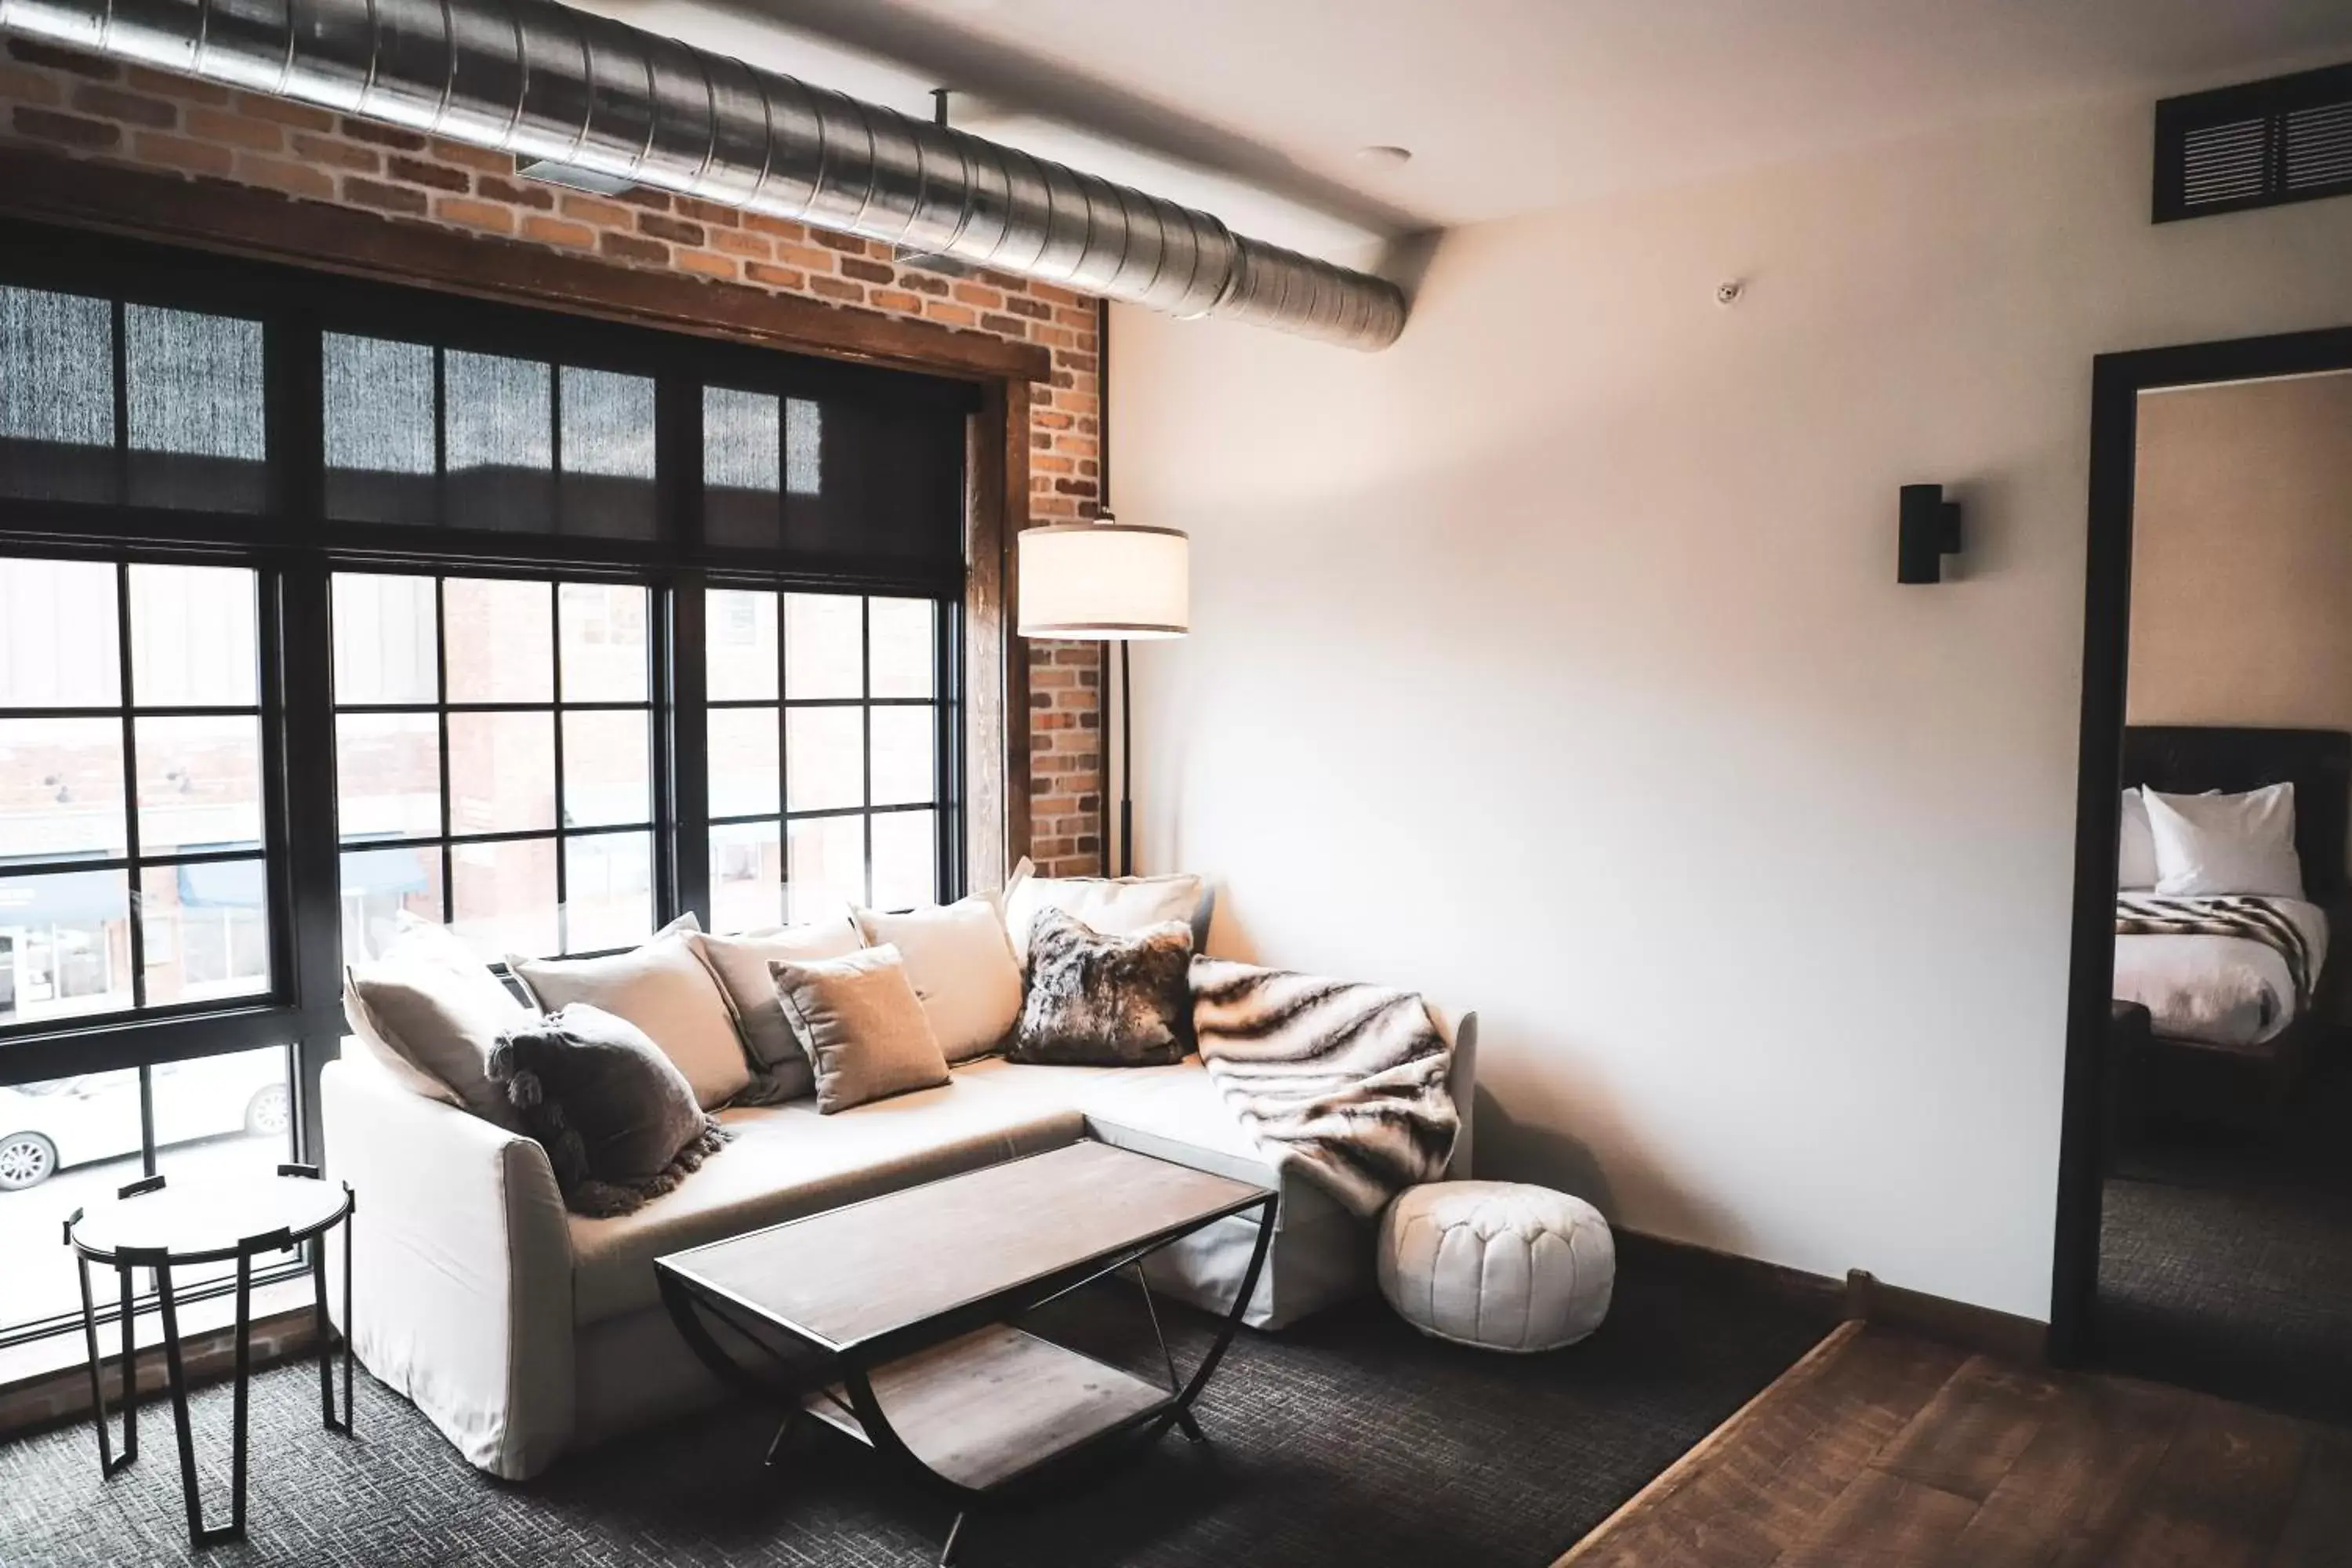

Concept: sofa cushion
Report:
left=509, top=917, right=750, bottom=1111
left=567, top=1076, right=1083, bottom=1325
left=854, top=896, right=1024, bottom=1063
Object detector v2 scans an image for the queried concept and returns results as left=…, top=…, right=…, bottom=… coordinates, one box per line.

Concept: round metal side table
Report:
left=64, top=1163, right=356, bottom=1548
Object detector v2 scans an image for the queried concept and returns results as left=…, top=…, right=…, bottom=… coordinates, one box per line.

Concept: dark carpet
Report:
left=0, top=1263, right=1828, bottom=1568
left=2099, top=1050, right=2352, bottom=1424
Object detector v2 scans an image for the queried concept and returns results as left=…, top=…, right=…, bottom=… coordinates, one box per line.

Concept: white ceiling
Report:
left=583, top=0, right=2352, bottom=260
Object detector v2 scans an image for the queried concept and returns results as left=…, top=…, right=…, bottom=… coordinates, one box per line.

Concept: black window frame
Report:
left=0, top=217, right=972, bottom=1349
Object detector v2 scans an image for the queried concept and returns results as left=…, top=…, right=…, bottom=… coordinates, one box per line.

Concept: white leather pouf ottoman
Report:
left=1377, top=1181, right=1615, bottom=1352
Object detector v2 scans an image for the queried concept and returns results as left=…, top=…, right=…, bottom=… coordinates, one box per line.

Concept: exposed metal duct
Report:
left=0, top=0, right=1408, bottom=349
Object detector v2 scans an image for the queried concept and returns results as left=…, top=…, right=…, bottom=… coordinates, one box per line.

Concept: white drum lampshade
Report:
left=1016, top=522, right=1189, bottom=640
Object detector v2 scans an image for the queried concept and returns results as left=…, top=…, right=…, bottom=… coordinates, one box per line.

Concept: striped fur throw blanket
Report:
left=2116, top=894, right=2317, bottom=1010
left=1190, top=957, right=1458, bottom=1218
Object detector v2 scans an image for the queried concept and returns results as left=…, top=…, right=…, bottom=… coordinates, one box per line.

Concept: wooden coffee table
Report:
left=655, top=1140, right=1276, bottom=1564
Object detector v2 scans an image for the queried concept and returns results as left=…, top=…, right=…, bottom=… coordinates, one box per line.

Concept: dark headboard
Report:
left=2122, top=726, right=2351, bottom=900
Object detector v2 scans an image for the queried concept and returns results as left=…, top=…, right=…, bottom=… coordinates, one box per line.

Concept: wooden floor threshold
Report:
left=1555, top=1320, right=2350, bottom=1567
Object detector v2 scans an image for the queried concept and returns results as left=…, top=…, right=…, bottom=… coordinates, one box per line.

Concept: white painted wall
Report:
left=1111, top=93, right=2352, bottom=1319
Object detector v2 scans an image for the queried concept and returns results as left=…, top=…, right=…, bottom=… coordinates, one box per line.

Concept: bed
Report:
left=2113, top=725, right=2350, bottom=1120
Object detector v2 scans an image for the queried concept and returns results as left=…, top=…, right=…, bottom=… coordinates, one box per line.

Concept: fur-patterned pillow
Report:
left=488, top=1003, right=729, bottom=1218
left=1009, top=908, right=1192, bottom=1067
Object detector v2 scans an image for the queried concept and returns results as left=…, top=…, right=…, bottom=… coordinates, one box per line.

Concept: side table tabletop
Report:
left=63, top=1163, right=357, bottom=1548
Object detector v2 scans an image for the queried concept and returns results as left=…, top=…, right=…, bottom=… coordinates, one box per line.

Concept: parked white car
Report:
left=0, top=1052, right=289, bottom=1190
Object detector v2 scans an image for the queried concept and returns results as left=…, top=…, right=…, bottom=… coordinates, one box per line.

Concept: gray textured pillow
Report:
left=1009, top=907, right=1193, bottom=1067
left=487, top=1004, right=729, bottom=1218
left=771, top=946, right=951, bottom=1114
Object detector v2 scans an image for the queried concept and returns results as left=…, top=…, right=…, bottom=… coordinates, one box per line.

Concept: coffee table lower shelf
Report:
left=802, top=1324, right=1169, bottom=1493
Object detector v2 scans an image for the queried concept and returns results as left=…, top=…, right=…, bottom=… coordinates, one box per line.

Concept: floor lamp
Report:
left=1016, top=517, right=1189, bottom=875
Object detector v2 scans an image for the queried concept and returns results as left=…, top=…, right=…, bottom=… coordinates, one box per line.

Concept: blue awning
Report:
left=0, top=867, right=127, bottom=927
left=177, top=859, right=267, bottom=909
left=340, top=845, right=433, bottom=897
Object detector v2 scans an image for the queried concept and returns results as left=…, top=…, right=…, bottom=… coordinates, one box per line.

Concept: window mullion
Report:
left=666, top=575, right=707, bottom=929
left=114, top=561, right=148, bottom=1011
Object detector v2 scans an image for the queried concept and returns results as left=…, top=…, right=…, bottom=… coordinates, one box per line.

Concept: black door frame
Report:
left=2049, top=318, right=2352, bottom=1364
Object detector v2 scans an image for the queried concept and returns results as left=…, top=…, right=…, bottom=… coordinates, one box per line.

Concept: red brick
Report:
left=673, top=249, right=736, bottom=281
left=1006, top=296, right=1053, bottom=321
left=710, top=227, right=771, bottom=260
left=434, top=195, right=515, bottom=234
left=132, top=130, right=234, bottom=176
left=743, top=212, right=807, bottom=242
left=614, top=186, right=671, bottom=212
left=771, top=242, right=836, bottom=274
left=426, top=137, right=512, bottom=173
left=289, top=133, right=380, bottom=173
left=637, top=212, right=706, bottom=246
left=1029, top=281, right=1085, bottom=307
left=870, top=289, right=923, bottom=314
left=838, top=256, right=894, bottom=285
left=0, top=64, right=63, bottom=107
left=953, top=282, right=1006, bottom=310
left=599, top=230, right=668, bottom=266
left=475, top=175, right=555, bottom=211
left=743, top=262, right=808, bottom=291
left=235, top=93, right=336, bottom=132
left=808, top=275, right=864, bottom=303
left=184, top=105, right=282, bottom=153
left=128, top=66, right=228, bottom=105
left=12, top=106, right=119, bottom=151
left=521, top=214, right=597, bottom=250
left=9, top=39, right=118, bottom=80
left=560, top=193, right=633, bottom=228
left=235, top=153, right=336, bottom=201
left=981, top=313, right=1030, bottom=339
left=387, top=154, right=469, bottom=193
left=340, top=117, right=426, bottom=151
left=897, top=271, right=950, bottom=298
left=676, top=196, right=741, bottom=227
left=923, top=300, right=977, bottom=328
left=343, top=176, right=430, bottom=216
left=810, top=227, right=869, bottom=255
left=72, top=83, right=177, bottom=129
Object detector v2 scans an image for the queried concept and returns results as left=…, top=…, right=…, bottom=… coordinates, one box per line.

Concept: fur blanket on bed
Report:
left=1189, top=957, right=1457, bottom=1218
left=2116, top=894, right=2317, bottom=1011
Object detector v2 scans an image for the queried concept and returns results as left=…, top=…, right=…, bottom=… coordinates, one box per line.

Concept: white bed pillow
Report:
left=1001, top=870, right=1210, bottom=967
left=2118, top=789, right=2158, bottom=891
left=507, top=915, right=752, bottom=1109
left=2143, top=784, right=2303, bottom=899
left=854, top=896, right=1023, bottom=1062
left=691, top=917, right=866, bottom=1099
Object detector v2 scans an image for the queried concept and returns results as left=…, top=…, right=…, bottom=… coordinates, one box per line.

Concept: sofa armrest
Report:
left=323, top=1055, right=575, bottom=1479
left=1437, top=1008, right=1478, bottom=1180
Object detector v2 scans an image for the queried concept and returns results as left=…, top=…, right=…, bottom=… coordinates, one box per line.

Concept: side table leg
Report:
left=155, top=1262, right=207, bottom=1547
left=938, top=1508, right=967, bottom=1567
left=314, top=1217, right=355, bottom=1436
left=75, top=1254, right=137, bottom=1477
left=342, top=1210, right=355, bottom=1437
left=157, top=1257, right=256, bottom=1548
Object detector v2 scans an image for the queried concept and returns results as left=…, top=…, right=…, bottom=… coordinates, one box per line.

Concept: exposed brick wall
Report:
left=0, top=38, right=1103, bottom=878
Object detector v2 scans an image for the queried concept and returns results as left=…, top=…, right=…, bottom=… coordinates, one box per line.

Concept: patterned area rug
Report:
left=0, top=1265, right=1828, bottom=1568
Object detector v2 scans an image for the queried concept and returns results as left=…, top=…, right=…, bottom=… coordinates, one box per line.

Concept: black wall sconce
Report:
left=1897, top=484, right=1964, bottom=583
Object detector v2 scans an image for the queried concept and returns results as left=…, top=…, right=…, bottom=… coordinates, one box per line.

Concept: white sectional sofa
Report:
left=323, top=1011, right=1475, bottom=1480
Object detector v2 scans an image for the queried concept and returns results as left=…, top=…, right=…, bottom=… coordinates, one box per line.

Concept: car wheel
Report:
left=0, top=1131, right=58, bottom=1191
left=245, top=1084, right=292, bottom=1139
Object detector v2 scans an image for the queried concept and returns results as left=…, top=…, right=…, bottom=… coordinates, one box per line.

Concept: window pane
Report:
left=448, top=711, right=556, bottom=835
left=140, top=860, right=270, bottom=1005
left=154, top=1045, right=296, bottom=1292
left=786, top=708, right=863, bottom=812
left=871, top=810, right=936, bottom=913
left=0, top=557, right=119, bottom=707
left=0, top=1068, right=142, bottom=1333
left=445, top=350, right=554, bottom=530
left=443, top=579, right=553, bottom=704
left=869, top=597, right=936, bottom=699
left=451, top=837, right=558, bottom=957
left=123, top=304, right=267, bottom=511
left=561, top=710, right=650, bottom=828
left=0, top=285, right=115, bottom=504
left=0, top=718, right=126, bottom=866
left=710, top=821, right=782, bottom=935
left=129, top=564, right=258, bottom=708
left=870, top=706, right=935, bottom=807
left=708, top=707, right=780, bottom=818
left=340, top=844, right=443, bottom=964
left=323, top=334, right=437, bottom=525
left=558, top=367, right=656, bottom=539
left=785, top=593, right=862, bottom=699
left=558, top=583, right=649, bottom=703
left=332, top=573, right=439, bottom=705
left=136, top=715, right=263, bottom=855
left=705, top=590, right=778, bottom=702
left=336, top=713, right=441, bottom=841
left=0, top=869, right=132, bottom=1023
left=703, top=386, right=779, bottom=549
left=786, top=397, right=822, bottom=495
left=564, top=832, right=652, bottom=954
left=787, top=815, right=864, bottom=921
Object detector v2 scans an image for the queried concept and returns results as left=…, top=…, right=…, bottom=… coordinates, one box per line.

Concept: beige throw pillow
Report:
left=854, top=896, right=1023, bottom=1062
left=1001, top=870, right=1209, bottom=967
left=771, top=946, right=951, bottom=1114
left=507, top=916, right=752, bottom=1110
left=691, top=918, right=866, bottom=1100
left=343, top=952, right=532, bottom=1128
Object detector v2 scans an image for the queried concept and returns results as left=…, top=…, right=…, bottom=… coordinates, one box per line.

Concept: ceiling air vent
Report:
left=2155, top=61, right=2352, bottom=223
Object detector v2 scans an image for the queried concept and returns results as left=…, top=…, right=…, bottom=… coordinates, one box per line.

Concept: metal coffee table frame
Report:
left=657, top=1152, right=1276, bottom=1566
left=64, top=1163, right=357, bottom=1548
